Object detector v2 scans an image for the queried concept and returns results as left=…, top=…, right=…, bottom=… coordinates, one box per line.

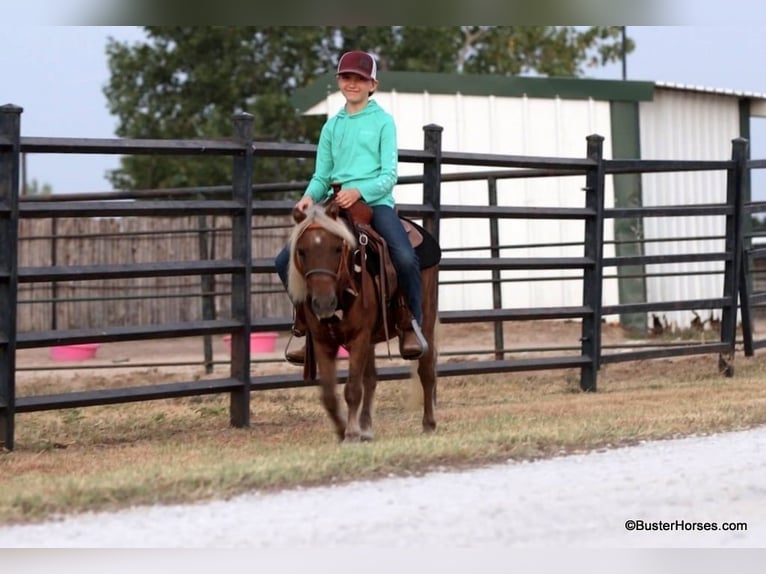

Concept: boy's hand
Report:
left=334, top=188, right=361, bottom=209
left=295, top=195, right=314, bottom=212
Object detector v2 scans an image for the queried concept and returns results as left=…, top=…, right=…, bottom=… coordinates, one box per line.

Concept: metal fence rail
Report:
left=0, top=103, right=760, bottom=451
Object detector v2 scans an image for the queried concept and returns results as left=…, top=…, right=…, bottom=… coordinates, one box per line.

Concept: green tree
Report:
left=104, top=26, right=632, bottom=192
left=24, top=179, right=53, bottom=197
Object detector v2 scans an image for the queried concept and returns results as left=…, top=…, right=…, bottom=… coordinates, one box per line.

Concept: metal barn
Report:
left=292, top=72, right=766, bottom=329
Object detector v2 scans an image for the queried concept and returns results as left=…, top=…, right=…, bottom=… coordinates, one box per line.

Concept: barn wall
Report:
left=311, top=84, right=754, bottom=328
left=639, top=88, right=742, bottom=329
left=322, top=90, right=620, bottom=316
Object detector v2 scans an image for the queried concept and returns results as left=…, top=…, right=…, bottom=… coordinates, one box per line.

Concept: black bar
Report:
left=20, top=199, right=242, bottom=218
left=422, top=124, right=443, bottom=243
left=439, top=204, right=595, bottom=219
left=601, top=342, right=729, bottom=364
left=0, top=105, right=22, bottom=450
left=19, top=260, right=244, bottom=282
left=580, top=134, right=606, bottom=391
left=21, top=136, right=245, bottom=155
left=229, top=113, right=255, bottom=428
left=719, top=138, right=748, bottom=376
left=487, top=177, right=504, bottom=360
left=439, top=257, right=594, bottom=271
left=16, top=319, right=243, bottom=348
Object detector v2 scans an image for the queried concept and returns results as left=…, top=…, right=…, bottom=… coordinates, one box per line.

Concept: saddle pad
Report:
left=401, top=216, right=442, bottom=269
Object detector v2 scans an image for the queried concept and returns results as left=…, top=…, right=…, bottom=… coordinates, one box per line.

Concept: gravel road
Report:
left=1, top=427, right=764, bottom=548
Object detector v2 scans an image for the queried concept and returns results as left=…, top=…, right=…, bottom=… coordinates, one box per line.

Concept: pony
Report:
left=287, top=201, right=440, bottom=442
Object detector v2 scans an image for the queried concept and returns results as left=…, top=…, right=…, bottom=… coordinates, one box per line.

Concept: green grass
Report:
left=3, top=353, right=766, bottom=525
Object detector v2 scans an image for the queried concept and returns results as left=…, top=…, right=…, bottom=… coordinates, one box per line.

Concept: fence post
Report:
left=580, top=134, right=606, bottom=392
left=197, top=212, right=216, bottom=374
left=422, top=124, right=443, bottom=243
left=487, top=176, right=505, bottom=359
left=719, top=137, right=748, bottom=375
left=0, top=104, right=22, bottom=450
left=229, top=113, right=255, bottom=427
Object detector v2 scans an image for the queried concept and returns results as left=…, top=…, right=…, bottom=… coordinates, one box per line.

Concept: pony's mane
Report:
left=287, top=204, right=358, bottom=303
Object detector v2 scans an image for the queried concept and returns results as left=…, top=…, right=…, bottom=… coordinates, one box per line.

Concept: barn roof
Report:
left=292, top=72, right=766, bottom=117
left=653, top=81, right=766, bottom=116
left=654, top=80, right=766, bottom=100
left=291, top=71, right=655, bottom=114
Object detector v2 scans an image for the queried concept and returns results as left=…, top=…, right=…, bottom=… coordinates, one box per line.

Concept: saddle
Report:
left=339, top=202, right=427, bottom=350
left=298, top=198, right=440, bottom=379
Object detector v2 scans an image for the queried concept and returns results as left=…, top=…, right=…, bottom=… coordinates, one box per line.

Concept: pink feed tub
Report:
left=223, top=332, right=279, bottom=354
left=337, top=346, right=349, bottom=358
left=49, top=343, right=100, bottom=362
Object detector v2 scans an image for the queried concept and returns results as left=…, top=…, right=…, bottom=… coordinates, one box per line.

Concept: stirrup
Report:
left=399, top=319, right=428, bottom=360
left=285, top=345, right=306, bottom=365
left=284, top=331, right=306, bottom=365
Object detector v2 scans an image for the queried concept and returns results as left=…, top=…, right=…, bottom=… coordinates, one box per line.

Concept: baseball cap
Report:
left=336, top=51, right=377, bottom=81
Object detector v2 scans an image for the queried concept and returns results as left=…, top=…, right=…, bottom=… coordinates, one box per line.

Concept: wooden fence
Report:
left=17, top=215, right=293, bottom=332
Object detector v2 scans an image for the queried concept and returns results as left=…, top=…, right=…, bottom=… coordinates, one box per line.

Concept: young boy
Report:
left=274, top=50, right=426, bottom=363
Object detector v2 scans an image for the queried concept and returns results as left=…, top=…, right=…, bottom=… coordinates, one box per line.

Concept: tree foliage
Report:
left=23, top=178, right=52, bottom=197
left=104, top=26, right=633, bottom=192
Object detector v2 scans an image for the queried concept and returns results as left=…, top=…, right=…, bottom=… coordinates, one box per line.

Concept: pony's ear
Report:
left=293, top=206, right=308, bottom=224
left=325, top=201, right=340, bottom=220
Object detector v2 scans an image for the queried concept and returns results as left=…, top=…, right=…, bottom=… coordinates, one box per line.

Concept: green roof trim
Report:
left=292, top=71, right=655, bottom=113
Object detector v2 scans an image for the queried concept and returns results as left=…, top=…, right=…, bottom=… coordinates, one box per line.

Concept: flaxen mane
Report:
left=287, top=204, right=357, bottom=303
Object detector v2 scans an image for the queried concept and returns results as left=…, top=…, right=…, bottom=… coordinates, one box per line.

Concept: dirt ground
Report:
left=13, top=320, right=730, bottom=392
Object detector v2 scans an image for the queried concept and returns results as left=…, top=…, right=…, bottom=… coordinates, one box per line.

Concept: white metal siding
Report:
left=639, top=88, right=740, bottom=329
left=309, top=82, right=756, bottom=329
left=388, top=92, right=618, bottom=314
left=318, top=90, right=618, bottom=314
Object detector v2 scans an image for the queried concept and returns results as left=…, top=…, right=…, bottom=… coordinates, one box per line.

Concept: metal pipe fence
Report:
left=0, top=104, right=760, bottom=450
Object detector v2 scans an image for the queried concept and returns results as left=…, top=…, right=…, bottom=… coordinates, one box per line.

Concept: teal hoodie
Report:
left=303, top=99, right=398, bottom=208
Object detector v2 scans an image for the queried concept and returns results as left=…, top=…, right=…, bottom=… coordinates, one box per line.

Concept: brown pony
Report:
left=288, top=201, right=439, bottom=442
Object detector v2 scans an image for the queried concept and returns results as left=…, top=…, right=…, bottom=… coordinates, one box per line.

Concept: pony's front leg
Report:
left=316, top=347, right=345, bottom=441
left=343, top=338, right=371, bottom=442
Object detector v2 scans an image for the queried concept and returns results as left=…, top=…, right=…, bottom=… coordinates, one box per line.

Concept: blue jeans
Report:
left=275, top=243, right=290, bottom=288
left=372, top=205, right=422, bottom=324
left=274, top=205, right=423, bottom=324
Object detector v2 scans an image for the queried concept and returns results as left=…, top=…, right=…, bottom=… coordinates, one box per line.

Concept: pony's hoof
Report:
left=360, top=430, right=375, bottom=442
left=343, top=432, right=361, bottom=443
left=422, top=422, right=436, bottom=434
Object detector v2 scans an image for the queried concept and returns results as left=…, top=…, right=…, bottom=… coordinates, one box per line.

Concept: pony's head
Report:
left=287, top=202, right=357, bottom=318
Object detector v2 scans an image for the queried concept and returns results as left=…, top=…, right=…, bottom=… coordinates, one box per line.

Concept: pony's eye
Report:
left=296, top=249, right=305, bottom=259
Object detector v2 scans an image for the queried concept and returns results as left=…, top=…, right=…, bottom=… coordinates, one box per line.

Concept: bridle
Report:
left=295, top=223, right=352, bottom=284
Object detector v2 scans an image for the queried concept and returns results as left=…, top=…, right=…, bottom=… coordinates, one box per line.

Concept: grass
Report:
left=2, top=353, right=766, bottom=525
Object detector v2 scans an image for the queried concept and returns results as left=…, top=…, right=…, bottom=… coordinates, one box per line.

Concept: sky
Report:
left=3, top=25, right=766, bottom=196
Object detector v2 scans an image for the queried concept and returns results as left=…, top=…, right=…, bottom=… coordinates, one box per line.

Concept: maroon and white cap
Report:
left=336, top=51, right=377, bottom=81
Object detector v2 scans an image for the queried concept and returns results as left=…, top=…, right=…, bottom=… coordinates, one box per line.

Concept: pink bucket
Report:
left=223, top=333, right=279, bottom=354
left=49, top=343, right=100, bottom=362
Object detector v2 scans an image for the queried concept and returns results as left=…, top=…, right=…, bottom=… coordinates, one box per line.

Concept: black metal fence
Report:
left=0, top=104, right=760, bottom=450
